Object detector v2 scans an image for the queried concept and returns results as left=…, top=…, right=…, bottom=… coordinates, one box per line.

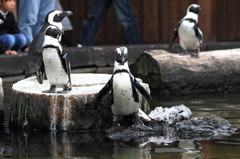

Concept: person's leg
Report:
left=0, top=34, right=15, bottom=50
left=113, top=0, right=140, bottom=44
left=18, top=0, right=41, bottom=46
left=11, top=34, right=27, bottom=51
left=78, top=0, right=112, bottom=46
left=33, top=0, right=56, bottom=37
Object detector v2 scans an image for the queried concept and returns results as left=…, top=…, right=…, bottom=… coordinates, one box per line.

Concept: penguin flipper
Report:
left=25, top=31, right=45, bottom=78
left=63, top=52, right=72, bottom=88
left=169, top=27, right=178, bottom=50
left=36, top=59, right=45, bottom=84
left=195, top=26, right=203, bottom=46
left=94, top=80, right=112, bottom=109
left=134, top=79, right=155, bottom=108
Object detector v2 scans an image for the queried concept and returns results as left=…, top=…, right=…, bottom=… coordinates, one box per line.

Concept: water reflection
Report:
left=1, top=131, right=210, bottom=159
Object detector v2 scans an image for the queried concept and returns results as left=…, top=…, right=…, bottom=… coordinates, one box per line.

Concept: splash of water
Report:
left=61, top=97, right=72, bottom=131
left=50, top=95, right=58, bottom=131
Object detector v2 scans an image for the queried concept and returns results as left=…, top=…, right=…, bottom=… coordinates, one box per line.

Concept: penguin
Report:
left=25, top=10, right=73, bottom=84
left=94, top=47, right=154, bottom=131
left=169, top=4, right=203, bottom=57
left=41, top=25, right=71, bottom=94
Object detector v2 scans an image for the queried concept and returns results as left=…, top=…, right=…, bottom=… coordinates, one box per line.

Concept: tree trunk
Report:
left=10, top=74, right=151, bottom=131
left=130, top=49, right=240, bottom=94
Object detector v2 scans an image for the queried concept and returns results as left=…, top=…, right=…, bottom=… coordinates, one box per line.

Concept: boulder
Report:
left=130, top=49, right=240, bottom=94
left=0, top=77, right=3, bottom=124
left=10, top=74, right=152, bottom=131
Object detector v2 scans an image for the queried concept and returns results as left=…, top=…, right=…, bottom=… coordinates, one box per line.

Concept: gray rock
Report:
left=130, top=49, right=240, bottom=94
left=148, top=105, right=192, bottom=125
left=108, top=105, right=236, bottom=140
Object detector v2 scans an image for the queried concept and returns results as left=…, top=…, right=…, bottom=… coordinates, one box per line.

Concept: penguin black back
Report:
left=25, top=10, right=73, bottom=83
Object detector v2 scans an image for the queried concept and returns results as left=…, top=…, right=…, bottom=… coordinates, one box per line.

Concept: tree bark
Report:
left=130, top=49, right=240, bottom=94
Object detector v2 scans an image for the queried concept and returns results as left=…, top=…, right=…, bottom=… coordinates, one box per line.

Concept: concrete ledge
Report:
left=1, top=42, right=240, bottom=76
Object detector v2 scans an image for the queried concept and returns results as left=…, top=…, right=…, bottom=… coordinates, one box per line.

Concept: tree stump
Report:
left=10, top=74, right=151, bottom=131
left=130, top=49, right=240, bottom=94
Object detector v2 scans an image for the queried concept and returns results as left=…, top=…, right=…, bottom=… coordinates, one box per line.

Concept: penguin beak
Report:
left=54, top=11, right=73, bottom=22
left=62, top=11, right=73, bottom=17
left=198, top=7, right=202, bottom=12
left=57, top=29, right=64, bottom=35
left=120, top=55, right=126, bottom=65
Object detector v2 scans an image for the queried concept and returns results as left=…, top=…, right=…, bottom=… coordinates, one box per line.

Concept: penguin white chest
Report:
left=112, top=72, right=139, bottom=116
left=178, top=21, right=200, bottom=50
left=42, top=48, right=68, bottom=86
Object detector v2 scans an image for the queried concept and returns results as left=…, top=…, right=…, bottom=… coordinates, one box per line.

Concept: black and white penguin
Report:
left=94, top=47, right=154, bottom=131
left=169, top=4, right=203, bottom=57
left=25, top=10, right=73, bottom=84
left=41, top=25, right=71, bottom=94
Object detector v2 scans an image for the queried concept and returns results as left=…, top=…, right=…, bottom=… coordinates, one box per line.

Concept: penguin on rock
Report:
left=94, top=47, right=154, bottom=132
left=25, top=10, right=73, bottom=84
left=169, top=4, right=203, bottom=57
left=41, top=25, right=71, bottom=94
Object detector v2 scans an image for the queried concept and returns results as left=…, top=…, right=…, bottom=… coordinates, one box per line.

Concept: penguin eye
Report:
left=57, top=13, right=60, bottom=16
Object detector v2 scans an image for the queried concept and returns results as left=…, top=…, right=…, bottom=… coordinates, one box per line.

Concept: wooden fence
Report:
left=61, top=0, right=240, bottom=45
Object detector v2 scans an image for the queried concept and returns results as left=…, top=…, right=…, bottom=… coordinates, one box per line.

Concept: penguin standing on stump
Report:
left=42, top=25, right=71, bottom=94
left=25, top=10, right=73, bottom=84
left=169, top=4, right=203, bottom=57
left=94, top=47, right=154, bottom=132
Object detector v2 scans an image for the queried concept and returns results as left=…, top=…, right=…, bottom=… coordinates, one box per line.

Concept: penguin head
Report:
left=45, top=25, right=64, bottom=39
left=45, top=10, right=73, bottom=24
left=187, top=4, right=202, bottom=14
left=115, top=47, right=128, bottom=65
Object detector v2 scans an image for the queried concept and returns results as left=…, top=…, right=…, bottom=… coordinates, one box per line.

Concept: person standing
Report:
left=78, top=0, right=140, bottom=46
left=18, top=0, right=56, bottom=47
left=0, top=0, right=27, bottom=55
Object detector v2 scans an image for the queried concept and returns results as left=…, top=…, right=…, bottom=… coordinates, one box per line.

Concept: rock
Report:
left=108, top=105, right=236, bottom=140
left=148, top=105, right=192, bottom=125
left=130, top=49, right=240, bottom=94
left=10, top=74, right=152, bottom=131
left=175, top=115, right=237, bottom=138
left=0, top=77, right=3, bottom=125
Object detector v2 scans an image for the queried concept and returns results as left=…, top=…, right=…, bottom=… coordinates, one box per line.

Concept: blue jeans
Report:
left=0, top=34, right=27, bottom=51
left=18, top=0, right=56, bottom=46
left=78, top=0, right=140, bottom=46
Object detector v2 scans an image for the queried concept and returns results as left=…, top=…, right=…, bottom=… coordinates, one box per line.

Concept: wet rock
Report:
left=108, top=105, right=236, bottom=140
left=0, top=77, right=3, bottom=125
left=149, top=105, right=192, bottom=125
left=10, top=74, right=151, bottom=131
left=130, top=49, right=240, bottom=94
left=175, top=115, right=237, bottom=138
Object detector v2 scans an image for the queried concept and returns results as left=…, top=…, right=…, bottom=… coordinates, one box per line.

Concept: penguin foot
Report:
left=42, top=85, right=56, bottom=93
left=57, top=86, right=72, bottom=94
left=42, top=89, right=56, bottom=93
left=179, top=52, right=188, bottom=56
left=57, top=90, right=70, bottom=94
left=191, top=52, right=199, bottom=57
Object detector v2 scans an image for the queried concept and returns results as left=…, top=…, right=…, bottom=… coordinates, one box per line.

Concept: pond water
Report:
left=1, top=79, right=240, bottom=159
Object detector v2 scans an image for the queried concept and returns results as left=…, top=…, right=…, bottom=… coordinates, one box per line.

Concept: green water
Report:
left=1, top=79, right=240, bottom=159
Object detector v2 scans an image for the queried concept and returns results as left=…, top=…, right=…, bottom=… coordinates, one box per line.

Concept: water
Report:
left=1, top=79, right=240, bottom=159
